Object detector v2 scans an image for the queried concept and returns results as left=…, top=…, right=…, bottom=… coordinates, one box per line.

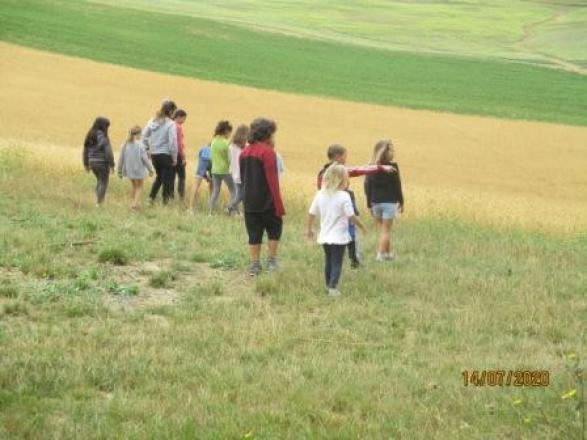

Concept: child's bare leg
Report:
left=130, top=181, right=136, bottom=208
left=267, top=240, right=279, bottom=259
left=250, top=245, right=261, bottom=262
left=379, top=220, right=391, bottom=255
left=191, top=177, right=203, bottom=209
left=135, top=180, right=143, bottom=208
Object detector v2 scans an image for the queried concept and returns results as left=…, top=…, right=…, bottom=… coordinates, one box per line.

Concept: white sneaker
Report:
left=376, top=253, right=386, bottom=262
left=327, top=288, right=341, bottom=297
left=385, top=253, right=396, bottom=261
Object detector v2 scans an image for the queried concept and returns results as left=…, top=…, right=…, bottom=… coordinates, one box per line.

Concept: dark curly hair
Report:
left=84, top=116, right=110, bottom=149
left=248, top=118, right=277, bottom=143
left=214, top=120, right=233, bottom=136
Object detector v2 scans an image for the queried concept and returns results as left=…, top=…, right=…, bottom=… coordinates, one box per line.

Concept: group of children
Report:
left=83, top=99, right=403, bottom=296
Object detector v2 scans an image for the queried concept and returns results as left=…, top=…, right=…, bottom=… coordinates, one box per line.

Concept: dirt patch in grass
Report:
left=102, top=259, right=252, bottom=312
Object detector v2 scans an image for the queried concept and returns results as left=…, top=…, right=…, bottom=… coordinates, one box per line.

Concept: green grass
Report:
left=0, top=0, right=586, bottom=125
left=0, top=146, right=585, bottom=437
left=92, top=0, right=587, bottom=70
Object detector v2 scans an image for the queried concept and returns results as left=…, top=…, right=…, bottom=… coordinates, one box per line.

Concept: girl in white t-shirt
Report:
left=306, top=164, right=365, bottom=296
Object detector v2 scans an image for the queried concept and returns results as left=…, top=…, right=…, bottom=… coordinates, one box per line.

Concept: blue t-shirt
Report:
left=199, top=145, right=211, bottom=161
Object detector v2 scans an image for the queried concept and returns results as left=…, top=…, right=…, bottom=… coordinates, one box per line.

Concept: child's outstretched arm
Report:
left=347, top=164, right=396, bottom=178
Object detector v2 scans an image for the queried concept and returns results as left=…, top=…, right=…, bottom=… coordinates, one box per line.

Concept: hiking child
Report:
left=172, top=109, right=188, bottom=202
left=83, top=116, right=115, bottom=207
left=209, top=120, right=236, bottom=214
left=240, top=118, right=284, bottom=275
left=191, top=143, right=212, bottom=210
left=117, top=125, right=154, bottom=209
left=306, top=164, right=366, bottom=296
left=364, top=140, right=404, bottom=261
left=316, top=144, right=395, bottom=268
left=142, top=99, right=178, bottom=205
left=226, top=124, right=250, bottom=215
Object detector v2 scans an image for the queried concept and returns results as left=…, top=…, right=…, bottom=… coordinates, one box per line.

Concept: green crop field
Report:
left=92, top=0, right=587, bottom=71
left=1, top=0, right=586, bottom=125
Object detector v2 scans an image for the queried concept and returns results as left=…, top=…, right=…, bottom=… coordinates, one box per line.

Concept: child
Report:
left=83, top=116, right=115, bottom=207
left=306, top=164, right=365, bottom=296
left=143, top=100, right=178, bottom=205
left=316, top=144, right=394, bottom=268
left=209, top=120, right=235, bottom=214
left=227, top=124, right=250, bottom=215
left=191, top=144, right=212, bottom=210
left=172, top=109, right=188, bottom=201
left=364, top=140, right=404, bottom=261
left=118, top=125, right=154, bottom=209
left=240, top=118, right=284, bottom=275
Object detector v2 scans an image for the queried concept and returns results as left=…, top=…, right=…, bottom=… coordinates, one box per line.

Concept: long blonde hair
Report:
left=370, top=139, right=394, bottom=164
left=322, top=164, right=349, bottom=193
left=127, top=125, right=142, bottom=143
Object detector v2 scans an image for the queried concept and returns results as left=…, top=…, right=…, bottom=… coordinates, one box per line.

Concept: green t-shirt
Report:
left=211, top=136, right=230, bottom=175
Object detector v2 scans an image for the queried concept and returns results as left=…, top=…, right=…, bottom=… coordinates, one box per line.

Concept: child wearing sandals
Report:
left=307, top=164, right=365, bottom=297
left=118, top=125, right=154, bottom=209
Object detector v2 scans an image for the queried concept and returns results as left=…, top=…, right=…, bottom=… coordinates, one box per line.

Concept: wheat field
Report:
left=1, top=42, right=586, bottom=234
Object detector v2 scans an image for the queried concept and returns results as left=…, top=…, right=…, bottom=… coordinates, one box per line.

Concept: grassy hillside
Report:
left=0, top=0, right=586, bottom=125
left=0, top=145, right=585, bottom=438
left=92, top=0, right=587, bottom=71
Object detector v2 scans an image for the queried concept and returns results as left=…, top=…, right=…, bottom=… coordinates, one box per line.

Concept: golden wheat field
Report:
left=1, top=42, right=586, bottom=234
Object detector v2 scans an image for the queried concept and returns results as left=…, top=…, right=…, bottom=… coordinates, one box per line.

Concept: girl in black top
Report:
left=364, top=140, right=404, bottom=261
left=83, top=117, right=114, bottom=206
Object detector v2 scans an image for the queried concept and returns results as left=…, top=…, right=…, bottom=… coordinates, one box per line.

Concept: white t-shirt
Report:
left=309, top=190, right=355, bottom=245
left=229, top=143, right=242, bottom=184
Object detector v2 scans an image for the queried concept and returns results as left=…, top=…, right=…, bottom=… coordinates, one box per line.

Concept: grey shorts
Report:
left=371, top=203, right=398, bottom=220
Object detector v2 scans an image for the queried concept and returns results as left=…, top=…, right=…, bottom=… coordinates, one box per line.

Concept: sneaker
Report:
left=267, top=257, right=278, bottom=272
left=376, top=253, right=386, bottom=262
left=248, top=261, right=262, bottom=276
left=350, top=259, right=361, bottom=269
left=385, top=253, right=396, bottom=261
left=327, top=288, right=341, bottom=297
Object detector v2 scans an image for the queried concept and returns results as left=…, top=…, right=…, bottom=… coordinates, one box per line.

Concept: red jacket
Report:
left=176, top=123, right=185, bottom=162
left=240, top=142, right=285, bottom=217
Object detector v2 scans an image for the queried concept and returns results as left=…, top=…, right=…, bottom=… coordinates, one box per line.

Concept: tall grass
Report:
left=0, top=0, right=586, bottom=125
left=0, top=146, right=585, bottom=438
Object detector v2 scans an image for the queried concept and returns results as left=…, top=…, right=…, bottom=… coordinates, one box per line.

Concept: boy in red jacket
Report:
left=240, top=118, right=285, bottom=276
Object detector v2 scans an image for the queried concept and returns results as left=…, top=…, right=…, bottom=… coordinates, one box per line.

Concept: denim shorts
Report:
left=371, top=203, right=397, bottom=220
left=195, top=158, right=211, bottom=178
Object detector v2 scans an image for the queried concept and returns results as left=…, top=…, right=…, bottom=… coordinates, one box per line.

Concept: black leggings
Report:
left=323, top=244, right=346, bottom=289
left=172, top=162, right=186, bottom=199
left=90, top=163, right=110, bottom=204
left=150, top=154, right=174, bottom=204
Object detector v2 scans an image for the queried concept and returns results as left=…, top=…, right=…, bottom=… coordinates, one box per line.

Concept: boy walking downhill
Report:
left=307, top=164, right=365, bottom=297
left=118, top=125, right=154, bottom=210
left=83, top=117, right=115, bottom=207
left=172, top=109, right=187, bottom=202
left=365, top=140, right=404, bottom=261
left=240, top=118, right=284, bottom=276
left=316, top=144, right=395, bottom=268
